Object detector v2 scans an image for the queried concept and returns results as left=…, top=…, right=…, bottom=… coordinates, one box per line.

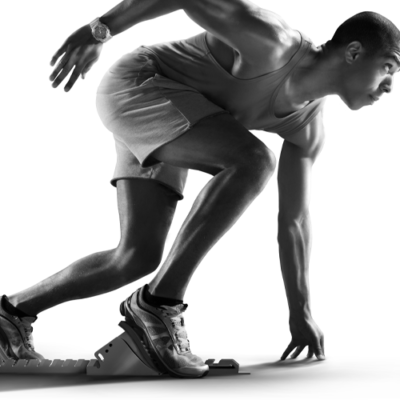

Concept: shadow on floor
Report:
left=0, top=358, right=324, bottom=392
left=244, top=358, right=323, bottom=371
left=0, top=374, right=173, bottom=392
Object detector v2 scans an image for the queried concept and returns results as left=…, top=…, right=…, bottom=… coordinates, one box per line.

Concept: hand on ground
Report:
left=50, top=25, right=103, bottom=92
left=281, top=316, right=325, bottom=361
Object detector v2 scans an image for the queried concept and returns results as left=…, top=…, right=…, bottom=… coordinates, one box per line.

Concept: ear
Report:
left=345, top=41, right=363, bottom=64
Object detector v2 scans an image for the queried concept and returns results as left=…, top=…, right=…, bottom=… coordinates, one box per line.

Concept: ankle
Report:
left=2, top=295, right=37, bottom=319
left=143, top=285, right=183, bottom=307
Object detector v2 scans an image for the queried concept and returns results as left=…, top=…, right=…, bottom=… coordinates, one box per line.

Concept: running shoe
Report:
left=120, top=285, right=208, bottom=378
left=0, top=295, right=44, bottom=360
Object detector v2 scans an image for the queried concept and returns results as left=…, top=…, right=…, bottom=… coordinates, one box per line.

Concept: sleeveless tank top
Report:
left=143, top=31, right=325, bottom=136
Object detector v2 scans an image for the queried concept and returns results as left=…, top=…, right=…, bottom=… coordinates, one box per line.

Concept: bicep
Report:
left=277, top=113, right=325, bottom=219
left=278, top=112, right=326, bottom=162
left=182, top=0, right=290, bottom=57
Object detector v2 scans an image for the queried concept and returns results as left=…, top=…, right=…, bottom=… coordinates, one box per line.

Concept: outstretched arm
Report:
left=49, top=0, right=183, bottom=91
left=277, top=113, right=326, bottom=361
left=50, top=0, right=294, bottom=91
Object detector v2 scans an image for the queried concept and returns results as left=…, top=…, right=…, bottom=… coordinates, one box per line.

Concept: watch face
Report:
left=94, top=25, right=107, bottom=40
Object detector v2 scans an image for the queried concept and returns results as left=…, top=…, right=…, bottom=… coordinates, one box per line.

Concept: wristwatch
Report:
left=90, top=18, right=112, bottom=43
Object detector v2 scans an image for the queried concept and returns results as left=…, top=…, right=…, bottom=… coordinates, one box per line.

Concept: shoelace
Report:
left=160, top=305, right=191, bottom=352
left=23, top=325, right=35, bottom=350
left=12, top=314, right=36, bottom=350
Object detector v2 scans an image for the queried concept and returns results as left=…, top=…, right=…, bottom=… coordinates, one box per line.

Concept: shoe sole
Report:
left=120, top=299, right=208, bottom=379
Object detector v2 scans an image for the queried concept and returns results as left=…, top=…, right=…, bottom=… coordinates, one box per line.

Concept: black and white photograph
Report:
left=0, top=1, right=399, bottom=398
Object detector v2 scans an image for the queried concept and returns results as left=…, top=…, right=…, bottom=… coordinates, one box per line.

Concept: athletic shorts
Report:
left=96, top=47, right=227, bottom=199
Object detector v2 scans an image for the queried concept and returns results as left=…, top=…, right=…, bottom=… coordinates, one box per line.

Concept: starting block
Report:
left=0, top=321, right=248, bottom=377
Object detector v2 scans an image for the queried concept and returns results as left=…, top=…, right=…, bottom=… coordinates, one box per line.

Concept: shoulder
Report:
left=267, top=28, right=303, bottom=71
left=239, top=9, right=304, bottom=72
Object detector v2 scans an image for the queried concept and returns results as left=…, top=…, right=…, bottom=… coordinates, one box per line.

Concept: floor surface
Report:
left=0, top=352, right=398, bottom=399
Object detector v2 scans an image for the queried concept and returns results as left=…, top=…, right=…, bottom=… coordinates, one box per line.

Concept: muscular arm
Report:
left=101, top=0, right=289, bottom=56
left=50, top=0, right=294, bottom=91
left=277, top=113, right=326, bottom=360
left=99, top=0, right=182, bottom=36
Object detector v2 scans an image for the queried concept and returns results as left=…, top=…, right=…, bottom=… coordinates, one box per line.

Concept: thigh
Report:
left=116, top=179, right=179, bottom=252
left=151, top=113, right=269, bottom=175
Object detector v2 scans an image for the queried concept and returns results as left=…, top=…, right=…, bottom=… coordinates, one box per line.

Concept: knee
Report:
left=113, top=246, right=162, bottom=281
left=238, top=143, right=276, bottom=190
left=254, top=144, right=277, bottom=177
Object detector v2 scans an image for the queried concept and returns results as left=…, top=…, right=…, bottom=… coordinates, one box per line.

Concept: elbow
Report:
left=277, top=210, right=310, bottom=244
left=278, top=210, right=310, bottom=226
left=171, top=0, right=186, bottom=10
left=174, top=0, right=186, bottom=9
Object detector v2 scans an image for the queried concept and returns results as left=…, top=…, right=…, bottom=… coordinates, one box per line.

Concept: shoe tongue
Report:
left=177, top=303, right=188, bottom=312
left=21, top=316, right=37, bottom=324
left=162, top=303, right=188, bottom=315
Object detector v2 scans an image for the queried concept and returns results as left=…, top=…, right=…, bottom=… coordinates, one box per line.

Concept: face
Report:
left=340, top=44, right=399, bottom=110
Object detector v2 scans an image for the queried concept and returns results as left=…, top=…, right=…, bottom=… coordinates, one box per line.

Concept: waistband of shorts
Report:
left=131, top=46, right=161, bottom=67
left=107, top=46, right=162, bottom=78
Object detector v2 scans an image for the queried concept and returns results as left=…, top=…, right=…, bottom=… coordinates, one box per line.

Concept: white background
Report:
left=0, top=1, right=399, bottom=398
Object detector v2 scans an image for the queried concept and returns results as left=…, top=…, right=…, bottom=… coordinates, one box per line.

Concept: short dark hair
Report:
left=331, top=12, right=400, bottom=62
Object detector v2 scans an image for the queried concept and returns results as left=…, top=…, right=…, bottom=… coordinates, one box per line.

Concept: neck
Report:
left=291, top=41, right=344, bottom=103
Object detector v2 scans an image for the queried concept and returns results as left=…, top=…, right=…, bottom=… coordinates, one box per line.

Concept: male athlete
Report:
left=1, top=0, right=399, bottom=379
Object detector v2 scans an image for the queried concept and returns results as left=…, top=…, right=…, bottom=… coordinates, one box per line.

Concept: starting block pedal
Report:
left=0, top=321, right=249, bottom=377
left=87, top=321, right=162, bottom=376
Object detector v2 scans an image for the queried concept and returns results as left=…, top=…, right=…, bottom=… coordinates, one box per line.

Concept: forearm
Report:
left=278, top=212, right=312, bottom=318
left=98, top=0, right=265, bottom=54
left=99, top=0, right=182, bottom=36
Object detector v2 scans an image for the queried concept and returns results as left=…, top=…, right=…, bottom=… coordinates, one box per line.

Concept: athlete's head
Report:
left=330, top=12, right=400, bottom=110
